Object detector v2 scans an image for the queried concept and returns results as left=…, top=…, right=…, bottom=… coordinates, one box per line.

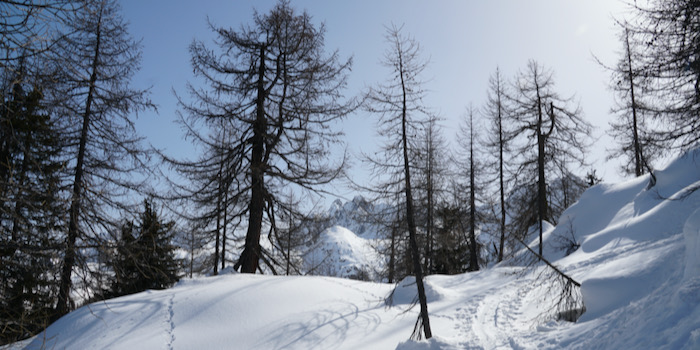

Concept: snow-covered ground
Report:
left=18, top=149, right=700, bottom=349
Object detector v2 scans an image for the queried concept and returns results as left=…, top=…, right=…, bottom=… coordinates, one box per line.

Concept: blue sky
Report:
left=121, top=0, right=631, bottom=202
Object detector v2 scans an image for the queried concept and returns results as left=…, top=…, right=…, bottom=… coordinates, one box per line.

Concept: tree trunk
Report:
left=189, top=232, right=194, bottom=278
left=625, top=28, right=643, bottom=177
left=389, top=223, right=396, bottom=283
left=285, top=192, right=292, bottom=276
left=425, top=150, right=433, bottom=272
left=285, top=221, right=291, bottom=276
left=221, top=126, right=229, bottom=271
left=222, top=187, right=228, bottom=271
left=400, top=56, right=432, bottom=339
left=237, top=44, right=266, bottom=274
left=55, top=12, right=102, bottom=318
left=468, top=119, right=479, bottom=271
left=214, top=164, right=221, bottom=275
left=536, top=94, right=547, bottom=258
left=497, top=90, right=506, bottom=263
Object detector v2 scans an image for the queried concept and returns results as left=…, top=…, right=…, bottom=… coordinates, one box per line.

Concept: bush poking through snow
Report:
left=554, top=219, right=581, bottom=257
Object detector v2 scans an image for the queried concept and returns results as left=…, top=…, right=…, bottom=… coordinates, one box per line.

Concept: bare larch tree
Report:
left=508, top=60, right=591, bottom=258
left=179, top=0, right=354, bottom=274
left=482, top=67, right=513, bottom=262
left=365, top=24, right=432, bottom=340
left=50, top=0, right=154, bottom=318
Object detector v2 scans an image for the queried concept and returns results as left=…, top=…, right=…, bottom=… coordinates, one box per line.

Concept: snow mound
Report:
left=394, top=336, right=458, bottom=350
left=26, top=274, right=406, bottom=350
left=388, top=276, right=446, bottom=306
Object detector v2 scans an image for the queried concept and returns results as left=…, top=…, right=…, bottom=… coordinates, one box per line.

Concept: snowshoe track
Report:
left=450, top=277, right=535, bottom=349
left=165, top=293, right=175, bottom=350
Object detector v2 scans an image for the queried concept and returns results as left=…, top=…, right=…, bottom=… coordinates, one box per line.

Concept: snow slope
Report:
left=302, top=225, right=384, bottom=281
left=21, top=149, right=700, bottom=349
left=327, top=196, right=383, bottom=239
left=26, top=274, right=412, bottom=350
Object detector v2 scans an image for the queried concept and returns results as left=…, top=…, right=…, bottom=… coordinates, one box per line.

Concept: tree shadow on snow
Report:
left=255, top=301, right=384, bottom=350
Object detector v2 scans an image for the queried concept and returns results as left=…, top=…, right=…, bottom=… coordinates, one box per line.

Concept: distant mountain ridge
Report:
left=327, top=195, right=382, bottom=238
left=300, top=196, right=386, bottom=281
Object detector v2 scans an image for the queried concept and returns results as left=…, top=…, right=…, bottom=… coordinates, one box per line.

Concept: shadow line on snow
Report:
left=255, top=301, right=384, bottom=350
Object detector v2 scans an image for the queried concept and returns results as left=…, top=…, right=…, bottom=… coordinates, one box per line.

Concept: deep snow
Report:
left=18, top=149, right=700, bottom=349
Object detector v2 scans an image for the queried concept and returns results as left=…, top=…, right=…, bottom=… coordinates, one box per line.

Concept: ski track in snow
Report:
left=448, top=278, right=533, bottom=350
left=321, top=276, right=386, bottom=303
left=165, top=293, right=175, bottom=350
left=323, top=277, right=384, bottom=300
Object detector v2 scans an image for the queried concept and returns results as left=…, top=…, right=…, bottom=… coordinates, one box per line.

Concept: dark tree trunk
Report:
left=189, top=234, right=194, bottom=278
left=536, top=94, right=548, bottom=258
left=400, top=59, right=432, bottom=339
left=468, top=122, right=479, bottom=271
left=285, top=217, right=291, bottom=276
left=625, top=28, right=643, bottom=177
left=222, top=188, right=228, bottom=271
left=214, top=164, right=221, bottom=275
left=425, top=153, right=433, bottom=272
left=237, top=44, right=267, bottom=274
left=497, top=91, right=506, bottom=263
left=55, top=13, right=102, bottom=319
left=389, top=223, right=396, bottom=283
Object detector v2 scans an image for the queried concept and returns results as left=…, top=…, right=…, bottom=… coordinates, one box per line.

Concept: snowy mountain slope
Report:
left=302, top=225, right=384, bottom=280
left=298, top=195, right=388, bottom=281
left=327, top=196, right=383, bottom=239
left=21, top=149, right=700, bottom=349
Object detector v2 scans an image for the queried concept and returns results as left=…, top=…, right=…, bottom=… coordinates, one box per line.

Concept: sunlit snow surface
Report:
left=22, top=150, right=700, bottom=349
